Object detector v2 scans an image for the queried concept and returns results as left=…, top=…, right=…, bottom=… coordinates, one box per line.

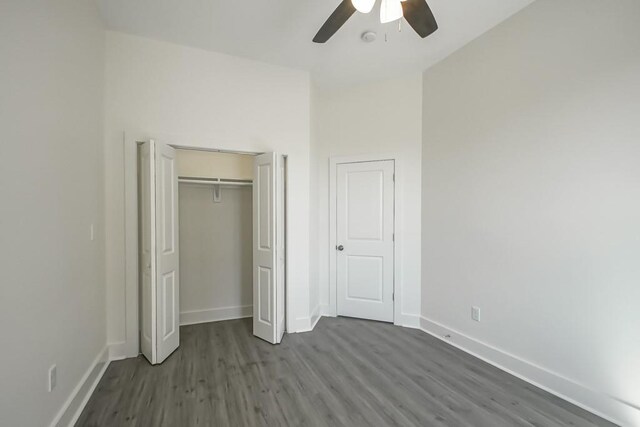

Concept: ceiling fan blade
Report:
left=313, top=0, right=357, bottom=43
left=401, top=0, right=438, bottom=38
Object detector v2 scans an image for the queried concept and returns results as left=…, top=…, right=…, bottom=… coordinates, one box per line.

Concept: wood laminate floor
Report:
left=77, top=317, right=615, bottom=427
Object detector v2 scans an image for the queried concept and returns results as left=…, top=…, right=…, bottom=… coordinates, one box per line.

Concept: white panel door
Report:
left=139, top=139, right=180, bottom=365
left=253, top=152, right=285, bottom=344
left=336, top=160, right=394, bottom=322
left=139, top=141, right=156, bottom=363
left=154, top=141, right=180, bottom=363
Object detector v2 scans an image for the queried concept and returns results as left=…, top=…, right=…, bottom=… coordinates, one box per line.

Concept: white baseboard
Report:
left=291, top=305, right=321, bottom=333
left=396, top=313, right=421, bottom=329
left=319, top=304, right=335, bottom=317
left=419, top=316, right=635, bottom=427
left=310, top=305, right=321, bottom=330
left=49, top=346, right=110, bottom=427
left=291, top=317, right=313, bottom=333
left=180, top=305, right=252, bottom=326
left=317, top=307, right=420, bottom=331
left=107, top=341, right=131, bottom=361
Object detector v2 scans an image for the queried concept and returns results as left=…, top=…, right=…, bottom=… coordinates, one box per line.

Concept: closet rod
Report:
left=178, top=177, right=253, bottom=187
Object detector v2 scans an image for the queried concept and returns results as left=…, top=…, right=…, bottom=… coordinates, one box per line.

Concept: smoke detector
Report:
left=361, top=31, right=377, bottom=43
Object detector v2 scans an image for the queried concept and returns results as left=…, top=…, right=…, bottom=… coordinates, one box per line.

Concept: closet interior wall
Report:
left=176, top=149, right=255, bottom=325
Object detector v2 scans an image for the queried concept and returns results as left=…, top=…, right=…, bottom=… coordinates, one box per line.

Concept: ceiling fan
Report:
left=313, top=0, right=438, bottom=43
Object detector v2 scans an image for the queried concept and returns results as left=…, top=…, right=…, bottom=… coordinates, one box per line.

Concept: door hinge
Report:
left=392, top=233, right=395, bottom=242
left=392, top=292, right=395, bottom=301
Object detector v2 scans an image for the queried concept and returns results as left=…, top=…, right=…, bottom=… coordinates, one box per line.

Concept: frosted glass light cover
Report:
left=380, top=0, right=403, bottom=23
left=352, top=0, right=375, bottom=13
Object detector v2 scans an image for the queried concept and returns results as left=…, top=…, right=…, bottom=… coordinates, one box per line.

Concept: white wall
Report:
left=0, top=1, right=106, bottom=426
left=312, top=74, right=423, bottom=326
left=104, top=31, right=311, bottom=354
left=179, top=184, right=253, bottom=324
left=421, top=0, right=640, bottom=424
left=176, top=149, right=254, bottom=181
left=308, top=84, right=320, bottom=325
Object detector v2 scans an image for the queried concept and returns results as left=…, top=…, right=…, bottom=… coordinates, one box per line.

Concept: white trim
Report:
left=123, top=131, right=142, bottom=358
left=319, top=304, right=333, bottom=317
left=418, top=316, right=634, bottom=427
left=122, top=131, right=293, bottom=357
left=328, top=153, right=403, bottom=325
left=291, top=317, right=313, bottom=333
left=397, top=313, right=421, bottom=329
left=291, top=305, right=321, bottom=333
left=282, top=155, right=292, bottom=337
left=107, top=341, right=130, bottom=361
left=309, top=304, right=321, bottom=330
left=180, top=305, right=252, bottom=326
left=49, top=346, right=110, bottom=427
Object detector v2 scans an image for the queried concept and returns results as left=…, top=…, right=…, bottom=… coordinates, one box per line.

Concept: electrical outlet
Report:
left=48, top=365, right=57, bottom=392
left=471, top=306, right=481, bottom=322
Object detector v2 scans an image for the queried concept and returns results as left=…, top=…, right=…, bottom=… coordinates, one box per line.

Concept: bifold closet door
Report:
left=253, top=152, right=285, bottom=344
left=140, top=139, right=180, bottom=365
left=139, top=140, right=155, bottom=362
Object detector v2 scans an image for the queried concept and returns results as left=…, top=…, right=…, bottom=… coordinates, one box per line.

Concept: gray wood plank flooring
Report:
left=76, top=317, right=615, bottom=426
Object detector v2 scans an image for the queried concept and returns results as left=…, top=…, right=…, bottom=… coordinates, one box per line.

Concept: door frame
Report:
left=328, top=153, right=402, bottom=326
left=117, top=131, right=291, bottom=360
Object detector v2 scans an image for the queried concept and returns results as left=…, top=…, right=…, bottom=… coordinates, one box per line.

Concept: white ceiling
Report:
left=98, top=0, right=534, bottom=88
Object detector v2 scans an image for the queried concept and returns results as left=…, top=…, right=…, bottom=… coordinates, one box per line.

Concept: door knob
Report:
left=336, top=245, right=344, bottom=251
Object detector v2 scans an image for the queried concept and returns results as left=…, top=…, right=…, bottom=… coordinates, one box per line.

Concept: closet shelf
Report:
left=178, top=177, right=253, bottom=187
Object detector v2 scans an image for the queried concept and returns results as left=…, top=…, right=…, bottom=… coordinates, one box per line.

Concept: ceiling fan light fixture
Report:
left=313, top=0, right=438, bottom=43
left=380, top=0, right=403, bottom=24
left=351, top=0, right=375, bottom=13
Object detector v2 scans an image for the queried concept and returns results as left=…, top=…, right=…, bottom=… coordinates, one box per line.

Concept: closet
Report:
left=177, top=149, right=254, bottom=327
left=137, top=140, right=286, bottom=365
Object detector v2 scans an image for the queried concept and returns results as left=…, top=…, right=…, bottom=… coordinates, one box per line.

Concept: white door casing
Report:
left=276, top=156, right=286, bottom=342
left=124, top=134, right=294, bottom=360
left=139, top=139, right=180, bottom=364
left=336, top=160, right=395, bottom=323
left=253, top=152, right=285, bottom=344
